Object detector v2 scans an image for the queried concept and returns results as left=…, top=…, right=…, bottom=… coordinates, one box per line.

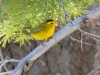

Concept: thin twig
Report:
left=81, top=33, right=83, bottom=51
left=0, top=48, right=8, bottom=71
left=44, top=0, right=48, bottom=19
left=68, top=35, right=93, bottom=45
left=90, top=37, right=100, bottom=44
left=0, top=71, right=11, bottom=75
left=59, top=0, right=66, bottom=20
left=59, top=0, right=75, bottom=23
left=58, top=0, right=61, bottom=25
left=78, top=28, right=100, bottom=38
left=0, top=59, right=19, bottom=72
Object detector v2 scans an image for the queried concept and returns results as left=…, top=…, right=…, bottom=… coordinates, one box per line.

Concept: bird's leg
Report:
left=35, top=40, right=46, bottom=46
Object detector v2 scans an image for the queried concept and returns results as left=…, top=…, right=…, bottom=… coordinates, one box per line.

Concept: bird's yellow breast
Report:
left=31, top=22, right=56, bottom=40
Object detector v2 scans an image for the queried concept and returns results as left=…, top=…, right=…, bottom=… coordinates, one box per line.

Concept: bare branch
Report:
left=68, top=35, right=93, bottom=45
left=0, top=48, right=8, bottom=71
left=78, top=28, right=100, bottom=38
left=0, top=71, right=11, bottom=75
left=87, top=65, right=100, bottom=75
left=0, top=59, right=19, bottom=72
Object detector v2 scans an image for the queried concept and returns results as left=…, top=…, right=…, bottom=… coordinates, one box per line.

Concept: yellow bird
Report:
left=29, top=20, right=56, bottom=40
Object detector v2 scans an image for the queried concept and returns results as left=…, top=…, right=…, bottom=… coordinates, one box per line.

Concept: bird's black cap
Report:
left=46, top=20, right=54, bottom=22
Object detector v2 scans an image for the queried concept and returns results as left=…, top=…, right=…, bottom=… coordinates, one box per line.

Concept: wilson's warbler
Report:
left=29, top=20, right=56, bottom=40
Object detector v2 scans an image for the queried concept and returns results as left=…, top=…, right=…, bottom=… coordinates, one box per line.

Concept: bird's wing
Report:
left=30, top=23, right=46, bottom=34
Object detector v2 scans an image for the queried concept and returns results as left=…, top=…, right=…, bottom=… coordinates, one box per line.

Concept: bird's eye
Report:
left=51, top=22, right=53, bottom=24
